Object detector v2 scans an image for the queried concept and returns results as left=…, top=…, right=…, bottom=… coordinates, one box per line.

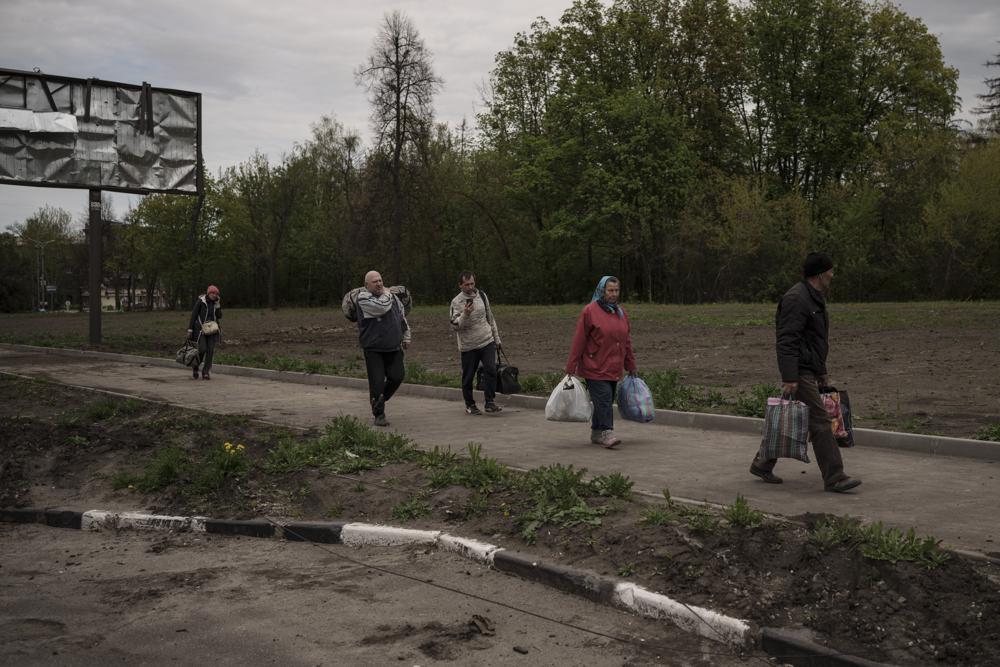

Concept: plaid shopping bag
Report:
left=758, top=397, right=810, bottom=463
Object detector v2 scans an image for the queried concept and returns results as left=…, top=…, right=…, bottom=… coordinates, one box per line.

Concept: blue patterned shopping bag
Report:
left=617, top=376, right=655, bottom=423
left=758, top=397, right=810, bottom=463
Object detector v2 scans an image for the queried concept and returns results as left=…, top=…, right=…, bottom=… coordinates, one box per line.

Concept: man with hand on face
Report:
left=750, top=252, right=861, bottom=493
left=449, top=271, right=502, bottom=416
left=355, top=270, right=411, bottom=427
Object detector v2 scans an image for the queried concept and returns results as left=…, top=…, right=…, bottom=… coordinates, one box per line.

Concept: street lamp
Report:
left=20, top=235, right=57, bottom=311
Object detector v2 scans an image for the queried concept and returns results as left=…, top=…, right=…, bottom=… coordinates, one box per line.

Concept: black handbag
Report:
left=476, top=347, right=521, bottom=394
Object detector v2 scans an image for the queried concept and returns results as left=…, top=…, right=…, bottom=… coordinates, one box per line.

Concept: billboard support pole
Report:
left=88, top=189, right=102, bottom=345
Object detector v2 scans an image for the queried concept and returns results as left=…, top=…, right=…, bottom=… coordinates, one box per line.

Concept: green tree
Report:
left=922, top=140, right=1000, bottom=298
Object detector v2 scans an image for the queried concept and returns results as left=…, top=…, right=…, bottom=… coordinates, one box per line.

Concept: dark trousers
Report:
left=754, top=373, right=846, bottom=486
left=364, top=349, right=405, bottom=415
left=586, top=379, right=617, bottom=432
left=197, top=334, right=218, bottom=372
left=461, top=342, right=497, bottom=406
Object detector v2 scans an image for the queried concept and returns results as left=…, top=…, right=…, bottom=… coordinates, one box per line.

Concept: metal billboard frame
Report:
left=1, top=67, right=204, bottom=343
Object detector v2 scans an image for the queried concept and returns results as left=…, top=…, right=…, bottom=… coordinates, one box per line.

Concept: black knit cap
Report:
left=803, top=252, right=834, bottom=278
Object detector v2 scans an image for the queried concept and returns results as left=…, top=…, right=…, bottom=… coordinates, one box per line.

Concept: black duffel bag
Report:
left=476, top=347, right=521, bottom=395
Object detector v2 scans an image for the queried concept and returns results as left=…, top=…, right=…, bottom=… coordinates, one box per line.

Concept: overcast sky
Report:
left=1, top=0, right=997, bottom=229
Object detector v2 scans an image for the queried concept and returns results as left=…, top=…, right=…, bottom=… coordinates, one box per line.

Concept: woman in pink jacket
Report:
left=565, top=276, right=638, bottom=448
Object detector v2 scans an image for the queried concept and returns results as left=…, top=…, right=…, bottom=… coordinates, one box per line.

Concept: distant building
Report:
left=82, top=283, right=168, bottom=311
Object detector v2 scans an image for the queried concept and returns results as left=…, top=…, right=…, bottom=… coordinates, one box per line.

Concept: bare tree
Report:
left=974, top=46, right=1000, bottom=135
left=356, top=10, right=442, bottom=278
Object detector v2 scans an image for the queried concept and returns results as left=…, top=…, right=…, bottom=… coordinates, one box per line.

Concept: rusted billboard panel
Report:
left=0, top=68, right=202, bottom=195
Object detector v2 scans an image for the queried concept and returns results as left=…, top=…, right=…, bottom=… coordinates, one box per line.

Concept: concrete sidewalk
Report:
left=2, top=346, right=997, bottom=558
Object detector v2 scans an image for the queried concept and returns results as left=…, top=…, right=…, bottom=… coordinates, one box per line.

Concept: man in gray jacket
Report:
left=751, top=253, right=861, bottom=493
left=354, top=270, right=411, bottom=427
left=449, top=271, right=501, bottom=415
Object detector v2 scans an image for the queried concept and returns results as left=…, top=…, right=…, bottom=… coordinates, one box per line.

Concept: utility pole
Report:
left=88, top=189, right=103, bottom=344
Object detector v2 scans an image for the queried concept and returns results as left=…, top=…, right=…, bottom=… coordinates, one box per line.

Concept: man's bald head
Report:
left=364, top=271, right=384, bottom=295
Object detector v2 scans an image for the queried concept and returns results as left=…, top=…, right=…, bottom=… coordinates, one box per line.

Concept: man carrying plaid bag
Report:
left=750, top=253, right=862, bottom=493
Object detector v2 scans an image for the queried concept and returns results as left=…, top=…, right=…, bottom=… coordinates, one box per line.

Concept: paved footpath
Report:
left=2, top=346, right=997, bottom=558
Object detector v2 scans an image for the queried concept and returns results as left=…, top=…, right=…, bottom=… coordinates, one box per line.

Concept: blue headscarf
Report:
left=591, top=275, right=623, bottom=318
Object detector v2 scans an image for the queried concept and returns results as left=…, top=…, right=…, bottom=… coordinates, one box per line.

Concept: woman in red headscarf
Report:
left=186, top=285, right=222, bottom=380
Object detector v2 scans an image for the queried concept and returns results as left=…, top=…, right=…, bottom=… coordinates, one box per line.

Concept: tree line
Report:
left=3, top=0, right=999, bottom=312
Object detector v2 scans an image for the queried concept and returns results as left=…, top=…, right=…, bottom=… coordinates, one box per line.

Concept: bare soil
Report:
left=3, top=300, right=999, bottom=438
left=2, top=376, right=998, bottom=666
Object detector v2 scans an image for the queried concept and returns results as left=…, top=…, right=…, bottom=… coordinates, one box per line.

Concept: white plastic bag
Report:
left=545, top=375, right=592, bottom=422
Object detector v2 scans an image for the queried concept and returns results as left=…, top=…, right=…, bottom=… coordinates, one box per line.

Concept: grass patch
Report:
left=113, top=446, right=189, bottom=493
left=975, top=423, right=1000, bottom=441
left=391, top=498, right=431, bottom=521
left=640, top=506, right=677, bottom=526
left=811, top=516, right=950, bottom=569
left=734, top=383, right=781, bottom=418
left=262, top=415, right=420, bottom=474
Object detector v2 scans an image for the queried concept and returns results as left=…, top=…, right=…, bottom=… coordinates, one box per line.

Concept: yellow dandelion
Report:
left=237, top=444, right=245, bottom=451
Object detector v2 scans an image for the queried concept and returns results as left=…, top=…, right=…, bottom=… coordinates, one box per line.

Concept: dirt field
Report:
left=2, top=377, right=999, bottom=666
left=2, top=300, right=999, bottom=438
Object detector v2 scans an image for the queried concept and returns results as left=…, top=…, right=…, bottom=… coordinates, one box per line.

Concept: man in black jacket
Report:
left=750, top=253, right=861, bottom=493
left=353, top=270, right=411, bottom=427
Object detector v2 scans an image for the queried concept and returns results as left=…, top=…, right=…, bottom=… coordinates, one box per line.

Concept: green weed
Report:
left=617, top=563, right=635, bottom=577
left=391, top=498, right=431, bottom=521
left=462, top=492, right=489, bottom=519
left=420, top=445, right=459, bottom=469
left=115, top=446, right=189, bottom=493
left=591, top=472, right=634, bottom=499
left=724, top=495, right=766, bottom=528
left=679, top=505, right=721, bottom=534
left=457, top=443, right=509, bottom=492
left=640, top=506, right=677, bottom=526
left=811, top=516, right=950, bottom=569
left=194, top=442, right=251, bottom=492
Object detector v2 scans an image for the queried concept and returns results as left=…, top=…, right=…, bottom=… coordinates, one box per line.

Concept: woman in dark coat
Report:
left=186, top=285, right=222, bottom=380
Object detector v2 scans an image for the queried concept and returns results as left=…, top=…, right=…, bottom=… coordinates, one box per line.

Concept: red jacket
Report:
left=565, top=301, right=637, bottom=381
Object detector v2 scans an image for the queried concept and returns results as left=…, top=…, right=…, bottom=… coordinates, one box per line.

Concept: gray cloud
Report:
left=1, top=0, right=996, bottom=226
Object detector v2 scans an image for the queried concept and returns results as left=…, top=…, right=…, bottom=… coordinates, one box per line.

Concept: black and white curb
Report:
left=2, top=507, right=890, bottom=666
